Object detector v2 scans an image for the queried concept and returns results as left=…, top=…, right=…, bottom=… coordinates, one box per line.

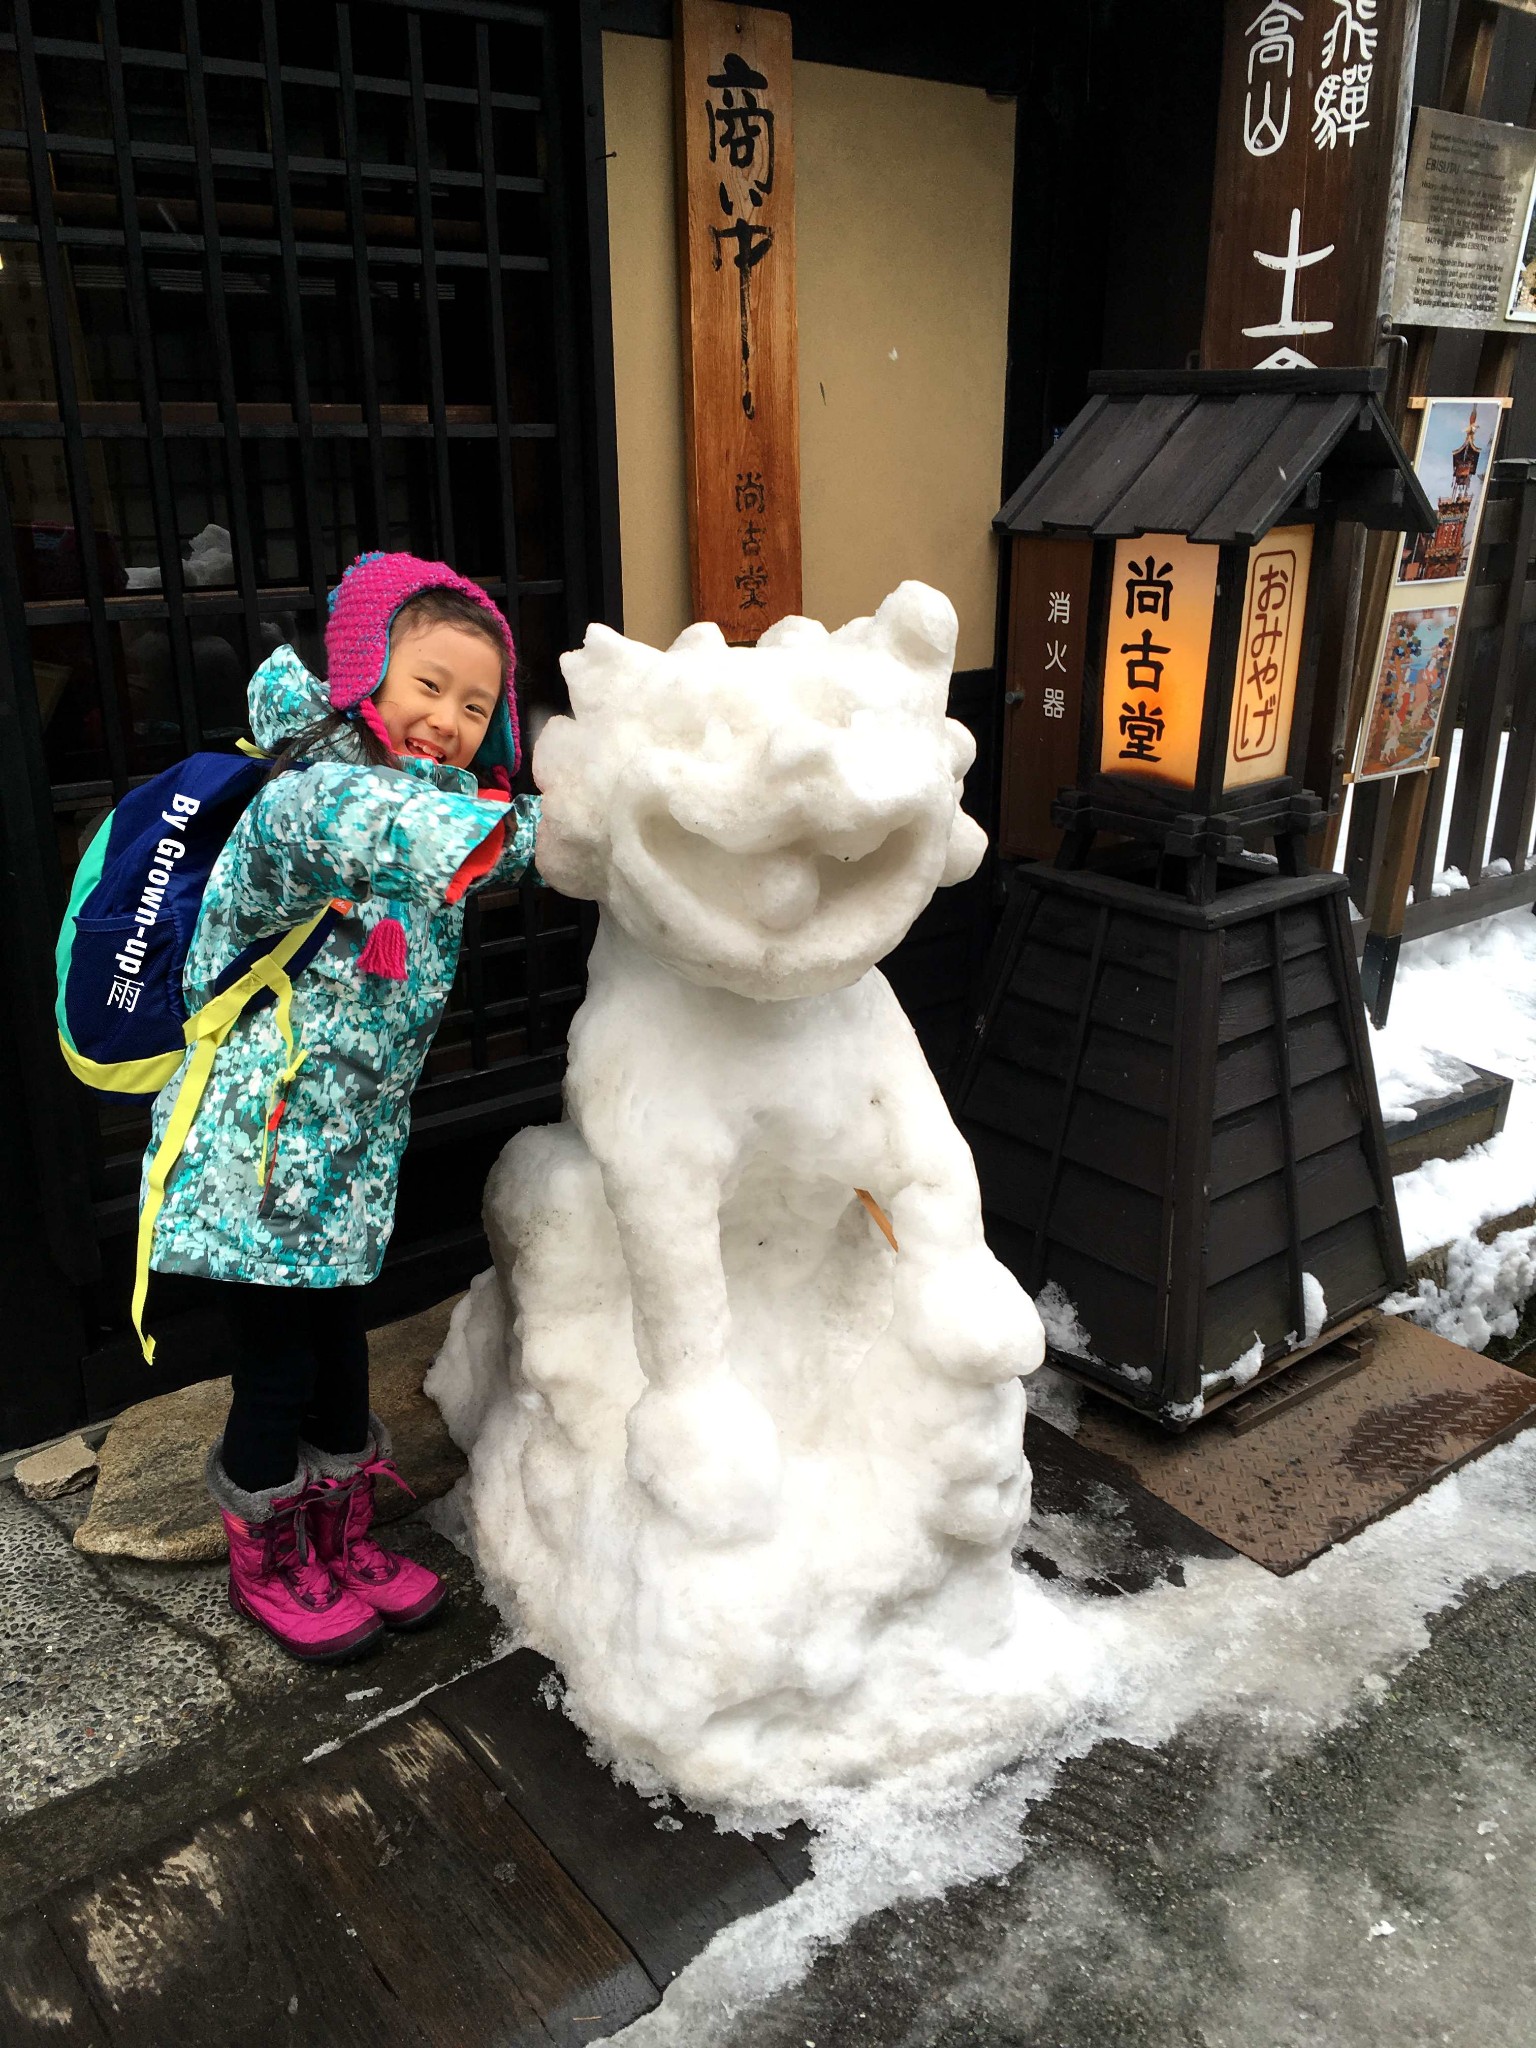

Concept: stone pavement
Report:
left=0, top=1471, right=503, bottom=1917
left=707, top=1579, right=1536, bottom=2047
left=0, top=1297, right=502, bottom=1916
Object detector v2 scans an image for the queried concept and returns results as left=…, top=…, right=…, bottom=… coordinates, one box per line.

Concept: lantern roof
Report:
left=995, top=369, right=1434, bottom=547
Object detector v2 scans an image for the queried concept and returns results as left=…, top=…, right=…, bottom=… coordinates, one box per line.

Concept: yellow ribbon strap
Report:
left=131, top=909, right=330, bottom=1364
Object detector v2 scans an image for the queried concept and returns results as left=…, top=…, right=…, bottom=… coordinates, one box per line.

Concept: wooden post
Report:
left=1359, top=767, right=1432, bottom=1025
left=674, top=0, right=800, bottom=642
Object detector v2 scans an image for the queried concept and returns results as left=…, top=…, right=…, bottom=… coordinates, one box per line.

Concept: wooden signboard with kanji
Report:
left=1201, top=0, right=1416, bottom=370
left=999, top=537, right=1091, bottom=861
left=675, top=0, right=800, bottom=642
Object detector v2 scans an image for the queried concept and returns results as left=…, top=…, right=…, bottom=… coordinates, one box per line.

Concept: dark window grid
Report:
left=83, top=3, right=204, bottom=750
left=537, top=7, right=588, bottom=650
left=407, top=9, right=452, bottom=559
left=338, top=5, right=385, bottom=542
left=21, top=575, right=564, bottom=633
left=0, top=36, right=545, bottom=108
left=179, top=0, right=263, bottom=674
left=476, top=15, right=521, bottom=641
left=0, top=420, right=558, bottom=436
left=260, top=0, right=337, bottom=642
left=0, top=223, right=550, bottom=270
left=12, top=4, right=132, bottom=795
left=4, top=8, right=573, bottom=958
left=0, top=128, right=545, bottom=194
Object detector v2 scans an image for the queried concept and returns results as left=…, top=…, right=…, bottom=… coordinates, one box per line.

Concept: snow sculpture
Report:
left=429, top=583, right=1047, bottom=1805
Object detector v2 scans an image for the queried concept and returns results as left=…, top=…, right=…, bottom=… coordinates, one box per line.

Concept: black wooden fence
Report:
left=1344, top=456, right=1536, bottom=950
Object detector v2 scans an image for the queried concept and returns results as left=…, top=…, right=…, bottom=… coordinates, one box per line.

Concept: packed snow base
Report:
left=429, top=584, right=1050, bottom=1809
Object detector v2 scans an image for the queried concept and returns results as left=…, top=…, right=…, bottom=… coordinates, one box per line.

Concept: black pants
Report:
left=203, top=1279, right=373, bottom=1493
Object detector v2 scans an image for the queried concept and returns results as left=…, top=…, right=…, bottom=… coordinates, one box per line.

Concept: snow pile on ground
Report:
left=430, top=587, right=1054, bottom=1811
left=1388, top=1221, right=1536, bottom=1351
left=609, top=1427, right=1536, bottom=2044
left=1370, top=905, right=1536, bottom=1257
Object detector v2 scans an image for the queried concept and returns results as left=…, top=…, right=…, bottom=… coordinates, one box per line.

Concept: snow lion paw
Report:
left=625, top=1377, right=783, bottom=1545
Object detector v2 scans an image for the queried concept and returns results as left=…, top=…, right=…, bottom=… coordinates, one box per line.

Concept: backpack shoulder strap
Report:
left=132, top=905, right=333, bottom=1363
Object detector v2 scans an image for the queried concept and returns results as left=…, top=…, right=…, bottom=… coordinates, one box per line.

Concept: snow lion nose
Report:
left=740, top=851, right=821, bottom=931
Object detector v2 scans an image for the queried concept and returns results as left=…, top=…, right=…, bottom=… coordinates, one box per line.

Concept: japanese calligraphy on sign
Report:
left=677, top=0, right=800, bottom=641
left=1224, top=526, right=1314, bottom=788
left=1099, top=536, right=1219, bottom=786
left=1203, top=0, right=1412, bottom=370
left=1000, top=537, right=1092, bottom=860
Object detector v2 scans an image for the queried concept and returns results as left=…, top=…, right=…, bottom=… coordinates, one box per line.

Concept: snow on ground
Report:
left=1388, top=1221, right=1536, bottom=1350
left=1368, top=904, right=1536, bottom=1259
left=608, top=1428, right=1536, bottom=2045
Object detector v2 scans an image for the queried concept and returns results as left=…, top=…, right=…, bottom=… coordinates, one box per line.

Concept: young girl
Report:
left=143, top=552, right=539, bottom=1662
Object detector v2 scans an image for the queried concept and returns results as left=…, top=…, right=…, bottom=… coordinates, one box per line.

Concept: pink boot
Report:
left=205, top=1443, right=385, bottom=1664
left=301, top=1416, right=447, bottom=1630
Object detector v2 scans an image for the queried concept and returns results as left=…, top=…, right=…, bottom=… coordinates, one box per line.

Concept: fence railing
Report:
left=1343, top=456, right=1536, bottom=947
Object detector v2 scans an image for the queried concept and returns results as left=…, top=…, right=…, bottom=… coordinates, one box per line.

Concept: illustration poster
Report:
left=1357, top=606, right=1459, bottom=780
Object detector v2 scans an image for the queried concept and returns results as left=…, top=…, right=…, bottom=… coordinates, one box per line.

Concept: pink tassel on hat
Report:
left=358, top=915, right=408, bottom=980
left=355, top=697, right=395, bottom=753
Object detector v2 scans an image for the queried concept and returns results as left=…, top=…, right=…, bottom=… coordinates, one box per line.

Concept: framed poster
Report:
left=1352, top=397, right=1505, bottom=786
left=1511, top=167, right=1536, bottom=322
left=1357, top=607, right=1460, bottom=779
left=1396, top=401, right=1493, bottom=583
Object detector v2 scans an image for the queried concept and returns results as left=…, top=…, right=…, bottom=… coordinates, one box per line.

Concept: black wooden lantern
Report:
left=995, top=369, right=1434, bottom=901
left=958, top=369, right=1434, bottom=1429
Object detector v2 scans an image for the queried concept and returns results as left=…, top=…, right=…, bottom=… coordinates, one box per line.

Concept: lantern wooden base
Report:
left=953, top=856, right=1406, bottom=1430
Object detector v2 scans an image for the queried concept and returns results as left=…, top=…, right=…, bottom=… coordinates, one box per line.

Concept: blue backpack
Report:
left=55, top=750, right=338, bottom=1359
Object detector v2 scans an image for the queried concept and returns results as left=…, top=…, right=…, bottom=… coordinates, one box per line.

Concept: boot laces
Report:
left=327, top=1456, right=415, bottom=1582
left=262, top=1497, right=342, bottom=1609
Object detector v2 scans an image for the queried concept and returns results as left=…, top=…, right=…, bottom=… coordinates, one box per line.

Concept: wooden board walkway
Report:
left=0, top=1649, right=811, bottom=2047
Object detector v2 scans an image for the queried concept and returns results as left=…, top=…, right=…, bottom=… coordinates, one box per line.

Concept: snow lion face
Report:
left=534, top=582, right=987, bottom=1000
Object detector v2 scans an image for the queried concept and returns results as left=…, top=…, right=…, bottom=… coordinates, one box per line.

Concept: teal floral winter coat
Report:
left=143, top=645, right=540, bottom=1287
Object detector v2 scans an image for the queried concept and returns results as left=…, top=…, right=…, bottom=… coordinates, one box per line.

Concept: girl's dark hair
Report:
left=266, top=587, right=508, bottom=779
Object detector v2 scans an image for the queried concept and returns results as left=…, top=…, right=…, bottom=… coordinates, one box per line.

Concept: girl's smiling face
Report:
left=373, top=617, right=503, bottom=770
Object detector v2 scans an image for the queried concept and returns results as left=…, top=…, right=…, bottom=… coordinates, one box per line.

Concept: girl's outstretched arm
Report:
left=225, top=761, right=523, bottom=934
left=444, top=792, right=541, bottom=903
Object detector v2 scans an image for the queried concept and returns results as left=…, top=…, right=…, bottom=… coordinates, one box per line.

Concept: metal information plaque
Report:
left=1392, top=108, right=1536, bottom=332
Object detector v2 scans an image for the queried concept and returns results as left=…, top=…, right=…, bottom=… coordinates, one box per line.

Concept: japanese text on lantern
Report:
left=1099, top=535, right=1219, bottom=787
left=1224, top=525, right=1314, bottom=788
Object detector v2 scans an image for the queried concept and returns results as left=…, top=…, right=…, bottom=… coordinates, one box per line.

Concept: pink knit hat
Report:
left=324, top=551, right=520, bottom=779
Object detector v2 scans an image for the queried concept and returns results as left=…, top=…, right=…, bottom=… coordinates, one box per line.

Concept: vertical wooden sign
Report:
left=675, top=0, right=800, bottom=642
left=1201, top=0, right=1417, bottom=368
left=999, top=536, right=1092, bottom=861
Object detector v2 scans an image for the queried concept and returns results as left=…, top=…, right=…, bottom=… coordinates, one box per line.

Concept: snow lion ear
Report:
left=666, top=620, right=730, bottom=656
left=940, top=808, right=988, bottom=888
left=560, top=621, right=641, bottom=720
left=870, top=581, right=958, bottom=695
left=756, top=613, right=829, bottom=652
left=530, top=714, right=606, bottom=900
